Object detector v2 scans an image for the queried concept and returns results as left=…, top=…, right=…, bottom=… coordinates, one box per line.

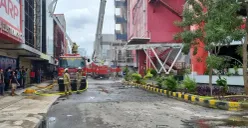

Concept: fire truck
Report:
left=57, top=54, right=90, bottom=91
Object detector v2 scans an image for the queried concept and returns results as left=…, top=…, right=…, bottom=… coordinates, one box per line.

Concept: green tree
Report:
left=175, top=0, right=245, bottom=95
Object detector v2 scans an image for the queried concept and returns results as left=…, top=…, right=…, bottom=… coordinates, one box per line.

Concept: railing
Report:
left=116, top=33, right=127, bottom=41
left=115, top=15, right=127, bottom=23
left=115, top=0, right=127, bottom=7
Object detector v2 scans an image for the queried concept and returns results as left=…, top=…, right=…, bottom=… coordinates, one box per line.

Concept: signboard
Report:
left=0, top=0, right=21, bottom=33
left=0, top=20, right=22, bottom=38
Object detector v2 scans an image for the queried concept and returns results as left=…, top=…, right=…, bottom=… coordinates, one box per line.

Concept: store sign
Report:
left=40, top=54, right=49, bottom=60
left=0, top=0, right=21, bottom=34
left=0, top=20, right=22, bottom=38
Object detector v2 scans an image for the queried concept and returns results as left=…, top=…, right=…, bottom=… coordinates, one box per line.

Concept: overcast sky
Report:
left=55, top=0, right=115, bottom=56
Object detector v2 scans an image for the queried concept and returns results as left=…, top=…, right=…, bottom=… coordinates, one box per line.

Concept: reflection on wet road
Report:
left=47, top=78, right=248, bottom=128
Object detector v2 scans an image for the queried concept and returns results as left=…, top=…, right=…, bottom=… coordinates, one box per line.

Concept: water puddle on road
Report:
left=183, top=114, right=248, bottom=127
left=47, top=117, right=57, bottom=128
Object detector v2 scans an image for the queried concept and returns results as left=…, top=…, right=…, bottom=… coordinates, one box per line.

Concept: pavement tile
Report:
left=0, top=81, right=59, bottom=128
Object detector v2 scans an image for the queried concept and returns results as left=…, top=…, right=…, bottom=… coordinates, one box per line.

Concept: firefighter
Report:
left=72, top=42, right=79, bottom=54
left=76, top=67, right=82, bottom=94
left=63, top=68, right=72, bottom=96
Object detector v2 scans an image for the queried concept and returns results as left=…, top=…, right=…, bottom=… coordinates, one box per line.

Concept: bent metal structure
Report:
left=124, top=0, right=186, bottom=75
left=124, top=41, right=183, bottom=74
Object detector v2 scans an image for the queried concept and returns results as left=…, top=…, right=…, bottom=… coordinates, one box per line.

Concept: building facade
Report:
left=54, top=14, right=66, bottom=58
left=114, top=0, right=134, bottom=67
left=126, top=0, right=186, bottom=75
left=0, top=0, right=59, bottom=84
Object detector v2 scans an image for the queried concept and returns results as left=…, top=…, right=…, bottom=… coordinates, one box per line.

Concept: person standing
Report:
left=37, top=69, right=42, bottom=83
left=76, top=67, right=82, bottom=94
left=63, top=68, right=71, bottom=96
left=21, top=68, right=28, bottom=89
left=0, top=68, right=5, bottom=96
left=4, top=67, right=11, bottom=91
left=16, top=69, right=21, bottom=88
left=10, top=71, right=20, bottom=96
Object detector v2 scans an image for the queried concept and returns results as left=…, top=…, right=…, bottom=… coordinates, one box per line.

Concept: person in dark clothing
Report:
left=0, top=68, right=5, bottom=96
left=21, top=67, right=27, bottom=89
left=37, top=69, right=41, bottom=83
left=15, top=68, right=21, bottom=89
left=4, top=67, right=11, bottom=91
left=10, top=71, right=20, bottom=96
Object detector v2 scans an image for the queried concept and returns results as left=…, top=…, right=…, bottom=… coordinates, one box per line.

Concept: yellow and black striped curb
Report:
left=122, top=81, right=248, bottom=111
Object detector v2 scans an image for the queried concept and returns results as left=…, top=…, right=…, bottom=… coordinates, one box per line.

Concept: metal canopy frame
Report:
left=123, top=42, right=183, bottom=74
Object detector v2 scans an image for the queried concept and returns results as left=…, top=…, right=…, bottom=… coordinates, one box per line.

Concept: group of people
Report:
left=63, top=67, right=83, bottom=96
left=0, top=66, right=28, bottom=96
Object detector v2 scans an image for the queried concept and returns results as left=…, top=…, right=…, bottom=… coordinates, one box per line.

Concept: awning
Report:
left=0, top=44, right=57, bottom=65
left=127, top=37, right=150, bottom=45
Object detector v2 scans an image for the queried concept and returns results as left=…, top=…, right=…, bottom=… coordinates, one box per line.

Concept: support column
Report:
left=137, top=50, right=146, bottom=76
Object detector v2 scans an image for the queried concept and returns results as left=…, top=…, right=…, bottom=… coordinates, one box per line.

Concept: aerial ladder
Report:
left=92, top=0, right=107, bottom=64
left=48, top=0, right=74, bottom=54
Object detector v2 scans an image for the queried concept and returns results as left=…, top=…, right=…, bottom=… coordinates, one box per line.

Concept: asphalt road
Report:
left=47, top=78, right=248, bottom=128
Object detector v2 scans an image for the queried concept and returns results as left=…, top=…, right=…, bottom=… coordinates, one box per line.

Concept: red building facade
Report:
left=127, top=0, right=185, bottom=74
left=54, top=14, right=66, bottom=58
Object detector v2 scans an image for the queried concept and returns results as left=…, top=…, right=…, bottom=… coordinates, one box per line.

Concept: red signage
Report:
left=0, top=0, right=22, bottom=42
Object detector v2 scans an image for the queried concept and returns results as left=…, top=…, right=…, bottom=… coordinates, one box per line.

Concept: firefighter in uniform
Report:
left=76, top=67, right=82, bottom=94
left=72, top=42, right=79, bottom=54
left=63, top=68, right=72, bottom=95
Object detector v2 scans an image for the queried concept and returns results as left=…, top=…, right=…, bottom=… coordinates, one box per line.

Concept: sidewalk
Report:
left=0, top=81, right=60, bottom=128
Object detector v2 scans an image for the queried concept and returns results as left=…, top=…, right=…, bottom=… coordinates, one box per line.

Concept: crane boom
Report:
left=48, top=0, right=73, bottom=53
left=92, top=0, right=107, bottom=62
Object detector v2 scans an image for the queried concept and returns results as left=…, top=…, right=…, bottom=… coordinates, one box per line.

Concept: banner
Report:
left=0, top=0, right=21, bottom=32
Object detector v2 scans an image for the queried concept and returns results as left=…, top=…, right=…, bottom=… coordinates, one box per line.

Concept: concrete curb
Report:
left=122, top=81, right=248, bottom=111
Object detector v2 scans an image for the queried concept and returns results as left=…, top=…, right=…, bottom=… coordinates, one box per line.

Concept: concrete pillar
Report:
left=137, top=50, right=146, bottom=76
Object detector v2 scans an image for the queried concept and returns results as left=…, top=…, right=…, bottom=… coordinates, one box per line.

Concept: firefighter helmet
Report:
left=64, top=68, right=68, bottom=72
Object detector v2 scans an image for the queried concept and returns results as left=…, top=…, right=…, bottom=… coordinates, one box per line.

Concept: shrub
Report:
left=216, top=76, right=228, bottom=94
left=131, top=73, right=142, bottom=84
left=150, top=69, right=157, bottom=76
left=182, top=76, right=197, bottom=93
left=196, top=85, right=228, bottom=96
left=156, top=76, right=166, bottom=89
left=124, top=73, right=132, bottom=81
left=144, top=69, right=153, bottom=79
left=216, top=77, right=227, bottom=87
left=163, top=76, right=178, bottom=91
left=177, top=83, right=185, bottom=92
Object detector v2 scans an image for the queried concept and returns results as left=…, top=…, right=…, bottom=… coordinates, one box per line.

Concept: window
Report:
left=59, top=58, right=85, bottom=68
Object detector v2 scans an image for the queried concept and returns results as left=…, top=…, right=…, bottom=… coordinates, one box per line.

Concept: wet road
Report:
left=47, top=78, right=248, bottom=128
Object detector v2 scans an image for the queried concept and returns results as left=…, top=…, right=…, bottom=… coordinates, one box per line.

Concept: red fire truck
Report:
left=57, top=54, right=90, bottom=91
left=87, top=62, right=122, bottom=79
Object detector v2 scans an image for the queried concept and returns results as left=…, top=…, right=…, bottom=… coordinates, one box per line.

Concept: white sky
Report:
left=55, top=0, right=115, bottom=56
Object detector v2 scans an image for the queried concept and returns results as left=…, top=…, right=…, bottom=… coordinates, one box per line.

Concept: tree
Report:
left=236, top=0, right=248, bottom=94
left=175, top=0, right=245, bottom=95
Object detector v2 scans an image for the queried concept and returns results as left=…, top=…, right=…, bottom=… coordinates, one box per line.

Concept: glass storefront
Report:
left=0, top=56, right=17, bottom=70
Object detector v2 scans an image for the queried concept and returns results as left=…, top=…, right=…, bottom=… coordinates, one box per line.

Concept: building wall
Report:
left=46, top=0, right=54, bottom=56
left=127, top=0, right=148, bottom=39
left=55, top=14, right=66, bottom=53
left=115, top=0, right=127, bottom=41
left=147, top=0, right=183, bottom=43
left=54, top=23, right=65, bottom=58
left=0, top=0, right=23, bottom=43
left=127, top=0, right=185, bottom=73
